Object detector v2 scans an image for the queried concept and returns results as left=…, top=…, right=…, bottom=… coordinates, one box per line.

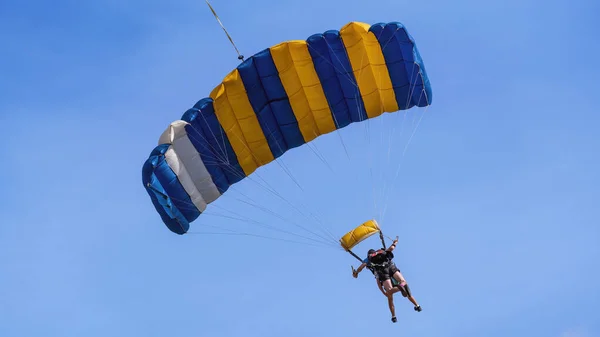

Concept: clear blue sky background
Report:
left=1, top=0, right=599, bottom=336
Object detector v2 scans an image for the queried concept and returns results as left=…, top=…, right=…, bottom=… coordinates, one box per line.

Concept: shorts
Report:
left=376, top=265, right=412, bottom=297
left=375, top=263, right=400, bottom=282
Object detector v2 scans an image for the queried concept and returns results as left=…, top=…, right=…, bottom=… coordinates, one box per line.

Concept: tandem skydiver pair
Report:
left=342, top=220, right=422, bottom=323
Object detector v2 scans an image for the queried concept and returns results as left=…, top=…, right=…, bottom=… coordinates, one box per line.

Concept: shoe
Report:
left=414, top=305, right=422, bottom=312
left=391, top=316, right=397, bottom=323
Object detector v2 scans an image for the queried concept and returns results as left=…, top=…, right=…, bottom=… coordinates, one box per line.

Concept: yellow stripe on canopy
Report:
left=209, top=69, right=274, bottom=176
left=340, top=22, right=399, bottom=119
left=270, top=40, right=337, bottom=143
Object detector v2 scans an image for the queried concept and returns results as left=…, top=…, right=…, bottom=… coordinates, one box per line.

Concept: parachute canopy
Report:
left=339, top=219, right=381, bottom=251
left=142, top=21, right=433, bottom=235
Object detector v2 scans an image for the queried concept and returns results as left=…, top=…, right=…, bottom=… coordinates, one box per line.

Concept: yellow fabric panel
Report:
left=339, top=219, right=381, bottom=251
left=270, top=41, right=337, bottom=143
left=209, top=69, right=274, bottom=176
left=340, top=22, right=399, bottom=119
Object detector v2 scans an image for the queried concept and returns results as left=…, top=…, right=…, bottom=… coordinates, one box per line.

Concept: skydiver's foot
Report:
left=414, top=305, right=422, bottom=312
left=391, top=316, right=397, bottom=323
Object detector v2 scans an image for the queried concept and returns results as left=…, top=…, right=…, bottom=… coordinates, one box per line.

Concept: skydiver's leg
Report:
left=391, top=269, right=408, bottom=296
left=391, top=270, right=421, bottom=311
left=381, top=279, right=396, bottom=322
left=380, top=271, right=400, bottom=295
left=387, top=294, right=396, bottom=323
left=380, top=277, right=398, bottom=322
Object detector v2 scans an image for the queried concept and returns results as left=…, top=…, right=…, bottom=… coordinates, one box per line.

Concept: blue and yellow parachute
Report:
left=142, top=21, right=432, bottom=234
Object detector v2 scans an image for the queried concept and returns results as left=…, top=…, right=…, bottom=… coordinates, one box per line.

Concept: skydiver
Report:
left=353, top=238, right=422, bottom=323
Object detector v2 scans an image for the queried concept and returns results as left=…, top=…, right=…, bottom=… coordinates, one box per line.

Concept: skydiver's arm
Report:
left=386, top=236, right=399, bottom=252
left=356, top=262, right=367, bottom=272
left=353, top=262, right=367, bottom=278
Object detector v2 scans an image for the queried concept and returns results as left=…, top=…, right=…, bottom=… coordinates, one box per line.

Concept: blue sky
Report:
left=1, top=0, right=599, bottom=336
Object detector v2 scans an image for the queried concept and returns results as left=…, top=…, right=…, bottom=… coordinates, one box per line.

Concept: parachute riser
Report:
left=347, top=248, right=363, bottom=277
left=346, top=249, right=363, bottom=263
left=379, top=230, right=387, bottom=250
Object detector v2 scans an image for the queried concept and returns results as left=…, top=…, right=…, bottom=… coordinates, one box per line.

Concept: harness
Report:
left=367, top=250, right=391, bottom=271
left=367, top=250, right=402, bottom=286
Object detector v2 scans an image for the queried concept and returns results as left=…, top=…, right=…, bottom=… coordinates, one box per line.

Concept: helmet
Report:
left=367, top=249, right=377, bottom=261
